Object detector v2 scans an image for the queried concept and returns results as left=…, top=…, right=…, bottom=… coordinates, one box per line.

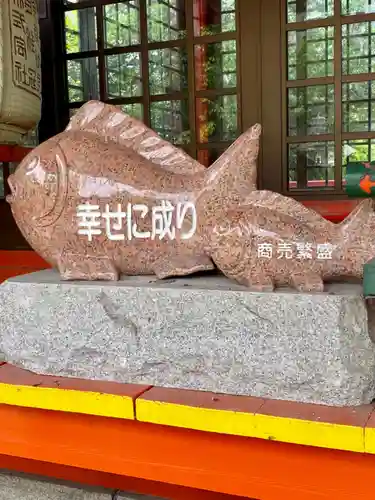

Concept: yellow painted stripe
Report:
left=0, top=383, right=135, bottom=419
left=136, top=399, right=366, bottom=453
left=364, top=427, right=375, bottom=454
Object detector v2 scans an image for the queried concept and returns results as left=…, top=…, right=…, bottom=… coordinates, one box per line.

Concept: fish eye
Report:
left=25, top=156, right=40, bottom=174
left=46, top=173, right=56, bottom=182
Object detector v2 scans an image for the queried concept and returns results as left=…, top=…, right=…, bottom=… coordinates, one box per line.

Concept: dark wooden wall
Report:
left=38, top=0, right=67, bottom=143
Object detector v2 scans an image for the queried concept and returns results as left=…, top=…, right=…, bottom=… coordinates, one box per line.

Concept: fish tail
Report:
left=206, top=124, right=261, bottom=190
left=338, top=199, right=374, bottom=232
left=203, top=124, right=261, bottom=214
left=208, top=123, right=261, bottom=175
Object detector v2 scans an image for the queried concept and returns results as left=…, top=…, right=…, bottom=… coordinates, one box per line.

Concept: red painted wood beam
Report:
left=301, top=199, right=360, bottom=223
left=0, top=145, right=32, bottom=163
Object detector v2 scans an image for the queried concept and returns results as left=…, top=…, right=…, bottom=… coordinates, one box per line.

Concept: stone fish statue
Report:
left=8, top=100, right=375, bottom=292
left=6, top=101, right=261, bottom=281
left=210, top=191, right=375, bottom=292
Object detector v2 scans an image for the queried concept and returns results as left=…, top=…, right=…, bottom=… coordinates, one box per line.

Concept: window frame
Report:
left=259, top=0, right=375, bottom=199
left=58, top=0, right=240, bottom=157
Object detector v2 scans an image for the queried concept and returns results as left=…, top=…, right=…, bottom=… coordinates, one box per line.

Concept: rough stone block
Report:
left=0, top=270, right=374, bottom=406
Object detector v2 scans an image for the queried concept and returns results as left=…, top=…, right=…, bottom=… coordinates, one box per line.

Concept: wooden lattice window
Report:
left=62, top=0, right=240, bottom=164
left=282, top=0, right=375, bottom=192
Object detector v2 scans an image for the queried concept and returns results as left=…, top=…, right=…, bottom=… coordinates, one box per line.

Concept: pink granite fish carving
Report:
left=210, top=190, right=375, bottom=292
left=67, top=101, right=208, bottom=175
left=6, top=101, right=261, bottom=281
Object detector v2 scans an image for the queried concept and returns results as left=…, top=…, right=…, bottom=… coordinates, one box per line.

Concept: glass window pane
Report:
left=67, top=57, right=99, bottom=102
left=341, top=0, right=375, bottom=15
left=147, top=0, right=186, bottom=42
left=288, top=142, right=335, bottom=190
left=342, top=22, right=375, bottom=75
left=196, top=94, right=238, bottom=143
left=287, top=0, right=333, bottom=23
left=342, top=81, right=375, bottom=132
left=150, top=100, right=190, bottom=145
left=288, top=27, right=334, bottom=80
left=342, top=139, right=375, bottom=183
left=105, top=53, right=142, bottom=99
left=104, top=1, right=140, bottom=47
left=195, top=40, right=237, bottom=91
left=65, top=8, right=97, bottom=54
left=288, top=84, right=334, bottom=136
left=193, top=0, right=236, bottom=36
left=343, top=139, right=375, bottom=163
left=149, top=47, right=188, bottom=95
left=116, top=103, right=143, bottom=121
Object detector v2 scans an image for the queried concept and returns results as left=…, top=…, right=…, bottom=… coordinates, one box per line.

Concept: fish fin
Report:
left=152, top=254, right=214, bottom=279
left=240, top=191, right=333, bottom=229
left=289, top=272, right=324, bottom=293
left=223, top=203, right=319, bottom=242
left=67, top=100, right=206, bottom=174
left=57, top=252, right=119, bottom=281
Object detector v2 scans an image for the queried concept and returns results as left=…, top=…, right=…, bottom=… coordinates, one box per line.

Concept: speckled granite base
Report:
left=1, top=270, right=375, bottom=406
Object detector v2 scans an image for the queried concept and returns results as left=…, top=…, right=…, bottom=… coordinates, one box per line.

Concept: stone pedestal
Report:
left=0, top=270, right=374, bottom=406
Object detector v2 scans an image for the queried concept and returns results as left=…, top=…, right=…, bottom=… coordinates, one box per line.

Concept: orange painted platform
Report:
left=0, top=362, right=374, bottom=499
left=1, top=251, right=375, bottom=499
left=0, top=251, right=50, bottom=282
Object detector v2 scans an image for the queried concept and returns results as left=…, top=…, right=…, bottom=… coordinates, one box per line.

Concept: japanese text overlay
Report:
left=257, top=242, right=336, bottom=260
left=76, top=201, right=197, bottom=241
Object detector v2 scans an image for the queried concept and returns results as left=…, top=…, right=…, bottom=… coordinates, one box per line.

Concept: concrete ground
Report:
left=0, top=471, right=165, bottom=500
